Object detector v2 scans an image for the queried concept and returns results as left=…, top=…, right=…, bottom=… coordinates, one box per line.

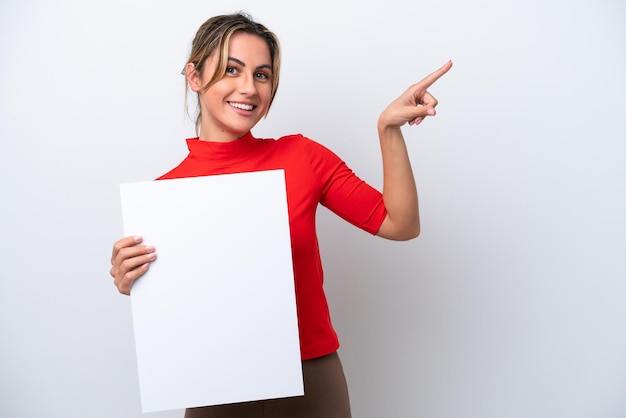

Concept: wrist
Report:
left=377, top=110, right=405, bottom=133
left=377, top=113, right=391, bottom=132
left=377, top=120, right=402, bottom=139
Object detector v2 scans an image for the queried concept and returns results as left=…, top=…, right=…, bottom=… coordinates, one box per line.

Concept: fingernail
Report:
left=133, top=235, right=142, bottom=242
left=147, top=252, right=156, bottom=261
left=145, top=245, right=155, bottom=252
left=427, top=108, right=436, bottom=116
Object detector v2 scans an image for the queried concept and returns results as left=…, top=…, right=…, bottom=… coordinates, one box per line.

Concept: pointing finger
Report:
left=417, top=60, right=453, bottom=90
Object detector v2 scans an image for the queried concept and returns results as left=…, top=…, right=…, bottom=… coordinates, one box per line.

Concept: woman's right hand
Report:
left=110, top=235, right=157, bottom=295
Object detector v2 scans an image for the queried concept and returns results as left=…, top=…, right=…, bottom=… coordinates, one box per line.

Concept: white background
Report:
left=1, top=1, right=624, bottom=417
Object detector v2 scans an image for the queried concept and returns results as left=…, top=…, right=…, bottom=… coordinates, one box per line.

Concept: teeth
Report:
left=230, top=102, right=254, bottom=111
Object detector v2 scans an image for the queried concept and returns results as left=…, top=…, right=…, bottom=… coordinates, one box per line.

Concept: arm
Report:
left=376, top=60, right=453, bottom=241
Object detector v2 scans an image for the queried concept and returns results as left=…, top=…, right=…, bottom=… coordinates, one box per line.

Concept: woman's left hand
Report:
left=378, top=60, right=453, bottom=130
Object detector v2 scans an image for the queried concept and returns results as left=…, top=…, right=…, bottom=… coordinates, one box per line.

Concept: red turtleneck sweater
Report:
left=157, top=132, right=387, bottom=360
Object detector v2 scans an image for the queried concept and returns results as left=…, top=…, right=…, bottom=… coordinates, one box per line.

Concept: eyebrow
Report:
left=228, top=57, right=272, bottom=72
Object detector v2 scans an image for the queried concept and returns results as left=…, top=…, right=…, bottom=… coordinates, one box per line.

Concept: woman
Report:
left=110, top=12, right=452, bottom=418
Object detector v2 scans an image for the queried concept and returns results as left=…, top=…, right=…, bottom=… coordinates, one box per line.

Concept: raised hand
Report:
left=378, top=60, right=453, bottom=129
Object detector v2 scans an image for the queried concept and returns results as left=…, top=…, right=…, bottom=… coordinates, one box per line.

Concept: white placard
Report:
left=119, top=169, right=303, bottom=413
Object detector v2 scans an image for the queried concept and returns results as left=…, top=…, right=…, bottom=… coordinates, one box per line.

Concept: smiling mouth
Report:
left=229, top=102, right=255, bottom=111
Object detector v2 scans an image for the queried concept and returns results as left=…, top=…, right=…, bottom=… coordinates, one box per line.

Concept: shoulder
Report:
left=255, top=133, right=306, bottom=145
left=253, top=134, right=344, bottom=179
left=256, top=133, right=318, bottom=146
left=267, top=134, right=339, bottom=158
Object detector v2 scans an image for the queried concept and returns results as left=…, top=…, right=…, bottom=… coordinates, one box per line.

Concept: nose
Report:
left=238, top=72, right=257, bottom=96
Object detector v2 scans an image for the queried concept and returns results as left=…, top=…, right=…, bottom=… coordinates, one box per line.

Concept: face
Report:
left=189, top=32, right=274, bottom=142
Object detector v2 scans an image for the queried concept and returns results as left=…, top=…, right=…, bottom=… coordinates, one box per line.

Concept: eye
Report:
left=255, top=71, right=271, bottom=81
left=225, top=66, right=238, bottom=75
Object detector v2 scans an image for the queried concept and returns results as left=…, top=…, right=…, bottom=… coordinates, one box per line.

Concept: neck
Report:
left=200, top=130, right=251, bottom=142
left=198, top=129, right=251, bottom=143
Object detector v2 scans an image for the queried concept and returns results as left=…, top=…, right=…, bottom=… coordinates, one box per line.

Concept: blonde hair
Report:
left=185, top=12, right=281, bottom=135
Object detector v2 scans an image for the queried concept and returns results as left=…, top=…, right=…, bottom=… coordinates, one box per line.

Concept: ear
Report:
left=186, top=63, right=202, bottom=92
